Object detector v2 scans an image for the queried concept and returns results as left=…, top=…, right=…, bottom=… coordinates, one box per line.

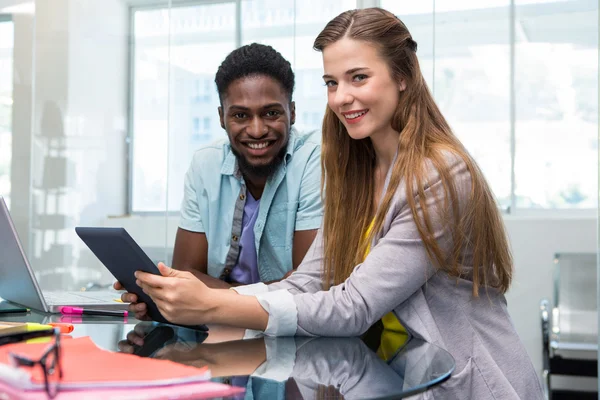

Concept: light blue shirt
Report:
left=179, top=129, right=323, bottom=282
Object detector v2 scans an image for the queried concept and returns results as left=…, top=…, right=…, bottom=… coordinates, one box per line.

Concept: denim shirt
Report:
left=179, top=129, right=323, bottom=282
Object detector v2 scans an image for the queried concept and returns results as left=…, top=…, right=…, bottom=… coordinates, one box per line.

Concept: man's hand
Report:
left=113, top=281, right=151, bottom=321
left=185, top=269, right=233, bottom=289
left=135, top=263, right=216, bottom=326
left=117, top=322, right=154, bottom=353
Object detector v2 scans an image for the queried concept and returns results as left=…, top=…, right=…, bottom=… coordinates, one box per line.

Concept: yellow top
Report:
left=364, top=220, right=409, bottom=360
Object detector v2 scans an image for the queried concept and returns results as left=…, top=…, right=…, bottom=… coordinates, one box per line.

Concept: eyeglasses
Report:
left=9, top=328, right=63, bottom=399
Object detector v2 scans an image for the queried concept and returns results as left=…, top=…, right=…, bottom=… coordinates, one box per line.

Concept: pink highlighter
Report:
left=59, top=306, right=128, bottom=317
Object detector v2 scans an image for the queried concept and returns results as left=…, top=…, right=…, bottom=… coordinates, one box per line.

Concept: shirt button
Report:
left=239, top=193, right=245, bottom=200
left=232, top=235, right=238, bottom=242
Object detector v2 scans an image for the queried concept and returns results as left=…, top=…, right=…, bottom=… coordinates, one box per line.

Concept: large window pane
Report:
left=0, top=19, right=13, bottom=208
left=435, top=1, right=512, bottom=209
left=132, top=2, right=237, bottom=213
left=382, top=1, right=511, bottom=209
left=166, top=3, right=237, bottom=213
left=514, top=0, right=598, bottom=208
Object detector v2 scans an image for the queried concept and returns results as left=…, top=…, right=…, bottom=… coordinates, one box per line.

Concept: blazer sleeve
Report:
left=254, top=157, right=472, bottom=337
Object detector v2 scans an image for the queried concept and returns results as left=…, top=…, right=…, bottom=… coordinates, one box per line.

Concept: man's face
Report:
left=219, top=75, right=295, bottom=179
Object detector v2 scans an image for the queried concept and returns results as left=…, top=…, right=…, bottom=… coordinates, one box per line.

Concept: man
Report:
left=118, top=43, right=322, bottom=317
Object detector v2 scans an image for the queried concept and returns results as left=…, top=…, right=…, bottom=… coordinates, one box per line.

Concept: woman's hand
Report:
left=135, top=262, right=216, bottom=326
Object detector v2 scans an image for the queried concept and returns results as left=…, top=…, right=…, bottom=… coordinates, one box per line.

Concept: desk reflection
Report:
left=119, top=323, right=455, bottom=399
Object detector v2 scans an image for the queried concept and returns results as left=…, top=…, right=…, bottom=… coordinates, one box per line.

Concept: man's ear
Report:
left=218, top=106, right=225, bottom=130
left=398, top=78, right=407, bottom=92
left=290, top=101, right=296, bottom=125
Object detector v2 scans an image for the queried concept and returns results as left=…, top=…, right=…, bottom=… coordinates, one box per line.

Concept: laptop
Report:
left=0, top=196, right=128, bottom=312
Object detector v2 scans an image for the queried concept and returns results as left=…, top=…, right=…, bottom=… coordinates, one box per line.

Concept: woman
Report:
left=127, top=8, right=544, bottom=398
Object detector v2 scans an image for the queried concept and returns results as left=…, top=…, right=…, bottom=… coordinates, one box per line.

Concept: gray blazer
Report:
left=243, top=153, right=544, bottom=399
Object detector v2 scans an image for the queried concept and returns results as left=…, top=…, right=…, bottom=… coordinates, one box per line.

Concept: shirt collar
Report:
left=221, top=127, right=299, bottom=177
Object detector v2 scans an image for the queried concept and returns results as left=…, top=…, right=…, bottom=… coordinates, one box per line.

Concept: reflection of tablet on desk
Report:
left=75, top=227, right=207, bottom=331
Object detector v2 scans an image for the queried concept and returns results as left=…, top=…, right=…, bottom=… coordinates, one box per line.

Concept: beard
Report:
left=231, top=138, right=289, bottom=180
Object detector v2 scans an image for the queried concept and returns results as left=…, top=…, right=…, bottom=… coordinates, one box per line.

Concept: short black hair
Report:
left=215, top=43, right=295, bottom=104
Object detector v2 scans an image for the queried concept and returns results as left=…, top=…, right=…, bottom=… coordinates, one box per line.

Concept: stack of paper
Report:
left=0, top=336, right=244, bottom=399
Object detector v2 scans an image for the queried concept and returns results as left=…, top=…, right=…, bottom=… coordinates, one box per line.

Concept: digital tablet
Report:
left=75, top=227, right=208, bottom=331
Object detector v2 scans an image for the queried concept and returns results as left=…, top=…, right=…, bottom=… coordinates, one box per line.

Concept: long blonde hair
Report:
left=314, top=8, right=512, bottom=296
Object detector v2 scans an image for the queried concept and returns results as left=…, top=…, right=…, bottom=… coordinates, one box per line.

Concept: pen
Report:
left=0, top=307, right=30, bottom=314
left=59, top=306, right=128, bottom=317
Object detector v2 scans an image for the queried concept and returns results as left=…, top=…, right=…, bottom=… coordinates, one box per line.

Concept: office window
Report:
left=381, top=0, right=598, bottom=211
left=435, top=1, right=512, bottom=209
left=382, top=1, right=511, bottom=209
left=131, top=2, right=236, bottom=212
left=514, top=0, right=597, bottom=209
left=0, top=19, right=13, bottom=209
left=130, top=0, right=354, bottom=212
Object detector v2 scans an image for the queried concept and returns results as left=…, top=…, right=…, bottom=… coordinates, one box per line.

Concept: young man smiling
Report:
left=173, top=43, right=322, bottom=288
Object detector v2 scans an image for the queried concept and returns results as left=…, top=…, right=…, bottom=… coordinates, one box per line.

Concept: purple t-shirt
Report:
left=230, top=191, right=261, bottom=285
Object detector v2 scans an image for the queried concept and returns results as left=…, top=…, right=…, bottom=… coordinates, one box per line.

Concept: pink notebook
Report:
left=0, top=380, right=244, bottom=399
left=0, top=336, right=213, bottom=389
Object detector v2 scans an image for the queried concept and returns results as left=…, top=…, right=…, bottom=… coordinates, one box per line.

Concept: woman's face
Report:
left=322, top=38, right=405, bottom=141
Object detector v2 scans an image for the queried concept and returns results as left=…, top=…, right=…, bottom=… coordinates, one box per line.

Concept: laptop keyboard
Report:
left=42, top=290, right=120, bottom=305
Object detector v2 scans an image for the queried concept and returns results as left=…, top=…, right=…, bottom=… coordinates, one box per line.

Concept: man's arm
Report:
left=260, top=230, right=319, bottom=283
left=172, top=228, right=232, bottom=289
left=172, top=227, right=314, bottom=287
left=290, top=229, right=318, bottom=272
left=264, top=230, right=318, bottom=283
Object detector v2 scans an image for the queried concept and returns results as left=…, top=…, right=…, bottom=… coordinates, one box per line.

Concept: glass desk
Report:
left=0, top=311, right=455, bottom=399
